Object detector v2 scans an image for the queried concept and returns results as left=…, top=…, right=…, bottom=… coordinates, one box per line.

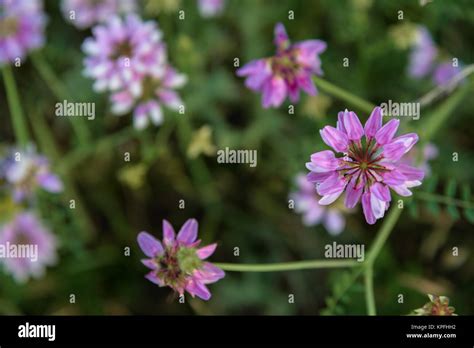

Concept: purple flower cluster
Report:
left=61, top=0, right=136, bottom=29
left=138, top=219, right=225, bottom=300
left=237, top=23, right=326, bottom=108
left=1, top=147, right=63, bottom=202
left=198, top=0, right=225, bottom=17
left=83, top=14, right=186, bottom=129
left=0, top=0, right=47, bottom=65
left=290, top=174, right=347, bottom=235
left=0, top=213, right=57, bottom=283
left=306, top=107, right=424, bottom=225
left=408, top=25, right=462, bottom=86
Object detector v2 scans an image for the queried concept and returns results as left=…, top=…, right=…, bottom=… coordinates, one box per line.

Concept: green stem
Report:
left=2, top=65, right=30, bottom=147
left=313, top=76, right=375, bottom=114
left=214, top=259, right=359, bottom=272
left=364, top=264, right=376, bottom=316
left=365, top=206, right=403, bottom=266
left=416, top=191, right=474, bottom=210
left=31, top=52, right=91, bottom=145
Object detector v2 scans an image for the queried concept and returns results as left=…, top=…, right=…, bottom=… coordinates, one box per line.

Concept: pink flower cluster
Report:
left=237, top=23, right=326, bottom=108
left=83, top=14, right=186, bottom=129
left=61, top=0, right=136, bottom=29
left=306, top=107, right=425, bottom=224
left=0, top=0, right=47, bottom=65
left=138, top=219, right=225, bottom=300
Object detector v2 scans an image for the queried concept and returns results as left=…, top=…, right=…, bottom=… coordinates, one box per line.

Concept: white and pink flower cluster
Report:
left=0, top=147, right=61, bottom=282
left=0, top=0, right=47, bottom=65
left=61, top=0, right=136, bottom=29
left=82, top=14, right=186, bottom=129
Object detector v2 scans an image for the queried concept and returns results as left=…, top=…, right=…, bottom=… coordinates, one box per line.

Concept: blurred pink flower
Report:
left=0, top=0, right=46, bottom=65
left=137, top=219, right=225, bottom=301
left=197, top=0, right=225, bottom=17
left=110, top=65, right=186, bottom=129
left=306, top=107, right=425, bottom=224
left=61, top=0, right=136, bottom=29
left=0, top=213, right=57, bottom=283
left=432, top=61, right=462, bottom=87
left=290, top=174, right=347, bottom=235
left=1, top=147, right=63, bottom=202
left=82, top=14, right=167, bottom=93
left=237, top=22, right=326, bottom=108
left=408, top=25, right=437, bottom=79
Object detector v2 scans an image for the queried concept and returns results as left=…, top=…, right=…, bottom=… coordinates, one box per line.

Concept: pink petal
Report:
left=186, top=280, right=211, bottom=300
left=375, top=119, right=399, bottom=145
left=320, top=126, right=349, bottom=153
left=364, top=107, right=383, bottom=138
left=262, top=76, right=287, bottom=108
left=137, top=232, right=164, bottom=257
left=362, top=192, right=376, bottom=224
left=307, top=150, right=340, bottom=172
left=145, top=271, right=164, bottom=286
left=383, top=133, right=419, bottom=161
left=317, top=172, right=346, bottom=196
left=196, top=244, right=217, bottom=259
left=344, top=176, right=364, bottom=208
left=342, top=110, right=364, bottom=140
left=371, top=182, right=391, bottom=202
left=177, top=219, right=198, bottom=244
left=162, top=219, right=175, bottom=246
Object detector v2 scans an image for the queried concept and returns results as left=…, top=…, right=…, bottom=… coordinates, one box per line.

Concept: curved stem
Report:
left=365, top=206, right=403, bottom=266
left=214, top=259, right=359, bottom=272
left=2, top=65, right=29, bottom=147
left=313, top=76, right=375, bottom=114
left=364, top=264, right=376, bottom=315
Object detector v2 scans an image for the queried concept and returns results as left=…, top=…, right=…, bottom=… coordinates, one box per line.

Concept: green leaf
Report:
left=462, top=184, right=474, bottom=223
left=445, top=178, right=457, bottom=198
left=425, top=175, right=439, bottom=193
left=447, top=205, right=460, bottom=221
left=408, top=199, right=419, bottom=219
left=426, top=201, right=441, bottom=216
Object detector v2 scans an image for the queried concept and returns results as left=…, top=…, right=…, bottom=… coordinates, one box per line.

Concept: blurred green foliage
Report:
left=0, top=0, right=473, bottom=315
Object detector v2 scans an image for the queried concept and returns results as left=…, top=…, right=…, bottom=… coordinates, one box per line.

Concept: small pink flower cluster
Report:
left=83, top=14, right=186, bottom=129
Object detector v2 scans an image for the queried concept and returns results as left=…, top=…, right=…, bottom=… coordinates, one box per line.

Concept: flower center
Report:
left=270, top=49, right=300, bottom=82
left=110, top=41, right=133, bottom=60
left=338, top=138, right=388, bottom=188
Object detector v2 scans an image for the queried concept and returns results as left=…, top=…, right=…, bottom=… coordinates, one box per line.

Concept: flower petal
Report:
left=342, top=110, right=364, bottom=140
left=383, top=133, right=419, bottom=161
left=137, top=232, right=164, bottom=257
left=361, top=192, right=376, bottom=224
left=375, top=119, right=400, bottom=145
left=323, top=210, right=345, bottom=235
left=177, top=219, right=198, bottom=244
left=196, top=243, right=217, bottom=259
left=364, top=107, right=383, bottom=138
left=162, top=219, right=175, bottom=246
left=320, top=126, right=349, bottom=153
